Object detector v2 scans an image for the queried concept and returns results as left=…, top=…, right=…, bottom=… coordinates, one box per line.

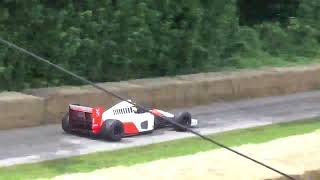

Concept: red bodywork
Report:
left=92, top=107, right=104, bottom=134
left=123, top=122, right=139, bottom=136
left=68, top=104, right=140, bottom=136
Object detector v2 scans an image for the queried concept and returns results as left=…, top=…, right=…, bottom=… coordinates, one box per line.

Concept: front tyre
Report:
left=173, top=112, right=192, bottom=132
left=99, top=119, right=124, bottom=141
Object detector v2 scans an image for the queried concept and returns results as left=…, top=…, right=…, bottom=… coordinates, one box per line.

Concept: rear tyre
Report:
left=99, top=119, right=124, bottom=141
left=62, top=113, right=71, bottom=133
left=173, top=112, right=192, bottom=132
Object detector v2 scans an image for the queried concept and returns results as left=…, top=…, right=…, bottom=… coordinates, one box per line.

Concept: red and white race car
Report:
left=62, top=100, right=198, bottom=141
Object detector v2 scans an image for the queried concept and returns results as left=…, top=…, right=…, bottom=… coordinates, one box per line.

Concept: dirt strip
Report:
left=51, top=129, right=320, bottom=180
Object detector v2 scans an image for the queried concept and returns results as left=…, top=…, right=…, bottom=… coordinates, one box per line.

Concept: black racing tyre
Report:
left=99, top=119, right=124, bottom=141
left=173, top=112, right=192, bottom=132
left=62, top=113, right=71, bottom=133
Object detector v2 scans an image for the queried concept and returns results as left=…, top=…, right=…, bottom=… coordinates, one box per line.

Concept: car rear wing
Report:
left=69, top=104, right=93, bottom=112
left=68, top=104, right=104, bottom=134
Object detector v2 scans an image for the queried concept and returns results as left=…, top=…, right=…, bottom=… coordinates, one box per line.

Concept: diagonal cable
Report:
left=0, top=38, right=296, bottom=180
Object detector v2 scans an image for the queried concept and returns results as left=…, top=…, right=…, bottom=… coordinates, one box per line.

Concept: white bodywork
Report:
left=102, top=101, right=198, bottom=133
left=155, top=109, right=198, bottom=127
left=102, top=101, right=154, bottom=133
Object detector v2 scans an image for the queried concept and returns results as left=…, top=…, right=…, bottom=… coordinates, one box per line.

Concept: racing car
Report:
left=62, top=100, right=198, bottom=141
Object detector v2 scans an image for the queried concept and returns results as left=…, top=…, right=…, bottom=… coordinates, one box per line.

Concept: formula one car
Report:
left=62, top=100, right=198, bottom=141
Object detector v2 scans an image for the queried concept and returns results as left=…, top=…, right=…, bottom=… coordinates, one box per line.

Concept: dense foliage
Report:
left=0, top=0, right=319, bottom=91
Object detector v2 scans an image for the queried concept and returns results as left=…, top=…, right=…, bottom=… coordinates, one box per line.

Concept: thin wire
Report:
left=0, top=38, right=296, bottom=180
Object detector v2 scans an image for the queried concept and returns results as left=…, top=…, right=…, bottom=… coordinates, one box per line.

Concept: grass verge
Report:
left=0, top=119, right=319, bottom=180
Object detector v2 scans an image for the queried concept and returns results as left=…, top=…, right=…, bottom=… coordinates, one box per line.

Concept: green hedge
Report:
left=0, top=0, right=319, bottom=91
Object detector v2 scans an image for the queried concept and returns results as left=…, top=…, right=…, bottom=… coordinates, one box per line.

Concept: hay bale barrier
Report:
left=0, top=64, right=317, bottom=129
left=0, top=92, right=44, bottom=129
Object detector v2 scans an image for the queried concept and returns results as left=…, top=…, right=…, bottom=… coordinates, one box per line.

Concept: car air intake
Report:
left=141, top=120, right=148, bottom=129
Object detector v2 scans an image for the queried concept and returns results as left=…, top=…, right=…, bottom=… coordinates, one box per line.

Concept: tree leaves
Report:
left=0, top=0, right=319, bottom=91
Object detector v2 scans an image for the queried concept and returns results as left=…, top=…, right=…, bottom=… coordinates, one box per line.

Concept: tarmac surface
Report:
left=1, top=90, right=320, bottom=167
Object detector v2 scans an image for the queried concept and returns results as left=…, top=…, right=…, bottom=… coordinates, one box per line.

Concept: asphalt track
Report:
left=1, top=90, right=320, bottom=167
